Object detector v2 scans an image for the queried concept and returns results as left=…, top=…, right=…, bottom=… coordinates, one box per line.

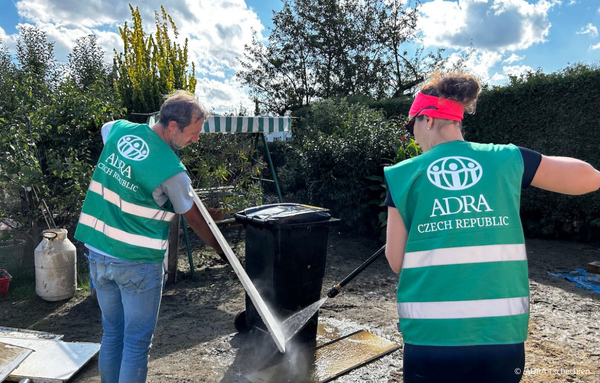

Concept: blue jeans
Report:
left=87, top=248, right=164, bottom=383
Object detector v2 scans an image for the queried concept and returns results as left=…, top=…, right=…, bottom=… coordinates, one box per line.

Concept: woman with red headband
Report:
left=383, top=72, right=600, bottom=383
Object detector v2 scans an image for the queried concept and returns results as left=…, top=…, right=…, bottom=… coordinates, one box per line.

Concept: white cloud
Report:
left=6, top=0, right=268, bottom=113
left=591, top=42, right=600, bottom=50
left=442, top=50, right=503, bottom=84
left=504, top=53, right=524, bottom=64
left=503, top=64, right=535, bottom=78
left=0, top=26, right=18, bottom=51
left=577, top=23, right=598, bottom=38
left=196, top=77, right=254, bottom=115
left=15, top=0, right=129, bottom=28
left=418, top=0, right=555, bottom=52
left=490, top=72, right=506, bottom=83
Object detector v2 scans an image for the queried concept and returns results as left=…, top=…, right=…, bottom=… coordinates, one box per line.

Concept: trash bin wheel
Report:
left=234, top=310, right=249, bottom=333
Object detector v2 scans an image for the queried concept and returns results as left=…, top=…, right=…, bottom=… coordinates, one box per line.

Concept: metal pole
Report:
left=327, top=245, right=386, bottom=298
left=181, top=216, right=194, bottom=278
left=261, top=133, right=284, bottom=203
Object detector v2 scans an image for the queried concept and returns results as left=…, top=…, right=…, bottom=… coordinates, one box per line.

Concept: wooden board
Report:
left=191, top=191, right=286, bottom=353
left=587, top=261, right=600, bottom=274
left=0, top=342, right=33, bottom=382
left=0, top=327, right=63, bottom=341
left=0, top=338, right=100, bottom=383
left=246, top=329, right=400, bottom=383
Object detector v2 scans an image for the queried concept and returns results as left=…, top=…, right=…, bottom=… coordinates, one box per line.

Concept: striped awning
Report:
left=203, top=116, right=291, bottom=133
left=147, top=115, right=291, bottom=133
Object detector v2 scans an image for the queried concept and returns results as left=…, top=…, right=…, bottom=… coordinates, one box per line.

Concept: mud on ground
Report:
left=1, top=229, right=599, bottom=382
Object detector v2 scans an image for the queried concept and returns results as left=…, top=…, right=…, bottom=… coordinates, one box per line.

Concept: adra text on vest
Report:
left=105, top=153, right=132, bottom=179
left=430, top=194, right=492, bottom=217
left=418, top=194, right=510, bottom=234
left=417, top=216, right=509, bottom=234
left=97, top=162, right=114, bottom=177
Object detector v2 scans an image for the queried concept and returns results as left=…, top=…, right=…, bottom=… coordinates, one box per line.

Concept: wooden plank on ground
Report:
left=191, top=191, right=286, bottom=353
left=0, top=337, right=100, bottom=383
left=246, top=329, right=400, bottom=383
left=587, top=261, right=600, bottom=274
left=0, top=342, right=33, bottom=382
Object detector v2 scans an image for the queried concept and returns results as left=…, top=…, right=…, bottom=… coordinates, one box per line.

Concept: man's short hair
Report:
left=158, top=90, right=209, bottom=130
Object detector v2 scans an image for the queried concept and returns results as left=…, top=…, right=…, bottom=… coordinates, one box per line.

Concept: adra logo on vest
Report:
left=427, top=156, right=482, bottom=191
left=117, top=135, right=150, bottom=161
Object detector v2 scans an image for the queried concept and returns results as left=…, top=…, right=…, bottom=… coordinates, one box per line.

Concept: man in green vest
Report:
left=75, top=90, right=224, bottom=383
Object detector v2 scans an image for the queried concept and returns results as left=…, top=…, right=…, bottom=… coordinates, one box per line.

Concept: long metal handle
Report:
left=327, top=245, right=386, bottom=298
left=191, top=191, right=286, bottom=353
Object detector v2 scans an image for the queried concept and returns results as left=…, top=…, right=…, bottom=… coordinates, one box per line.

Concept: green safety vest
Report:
left=75, top=120, right=186, bottom=263
left=384, top=140, right=529, bottom=346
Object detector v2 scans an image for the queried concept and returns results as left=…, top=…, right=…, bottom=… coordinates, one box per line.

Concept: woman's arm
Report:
left=530, top=155, right=600, bottom=195
left=385, top=207, right=408, bottom=274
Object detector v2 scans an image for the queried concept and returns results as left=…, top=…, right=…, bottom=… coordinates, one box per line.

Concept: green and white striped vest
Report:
left=75, top=120, right=186, bottom=263
left=384, top=140, right=529, bottom=346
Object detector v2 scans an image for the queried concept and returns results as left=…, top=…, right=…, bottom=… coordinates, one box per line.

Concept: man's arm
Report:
left=101, top=121, right=116, bottom=144
left=182, top=203, right=223, bottom=254
left=158, top=173, right=224, bottom=255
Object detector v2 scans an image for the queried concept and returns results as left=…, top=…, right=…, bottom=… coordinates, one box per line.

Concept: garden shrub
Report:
left=179, top=133, right=266, bottom=212
left=282, top=99, right=407, bottom=234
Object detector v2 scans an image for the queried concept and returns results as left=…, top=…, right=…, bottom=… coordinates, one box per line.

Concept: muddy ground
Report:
left=1, top=227, right=600, bottom=382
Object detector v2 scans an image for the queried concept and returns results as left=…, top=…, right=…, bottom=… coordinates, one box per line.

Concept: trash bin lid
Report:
left=235, top=203, right=332, bottom=226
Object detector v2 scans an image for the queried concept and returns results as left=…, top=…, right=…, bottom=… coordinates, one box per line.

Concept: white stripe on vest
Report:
left=403, top=244, right=526, bottom=269
left=79, top=213, right=169, bottom=251
left=398, top=296, right=530, bottom=319
left=89, top=180, right=175, bottom=221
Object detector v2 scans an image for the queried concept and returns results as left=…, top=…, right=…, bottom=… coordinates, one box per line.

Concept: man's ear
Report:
left=167, top=120, right=180, bottom=132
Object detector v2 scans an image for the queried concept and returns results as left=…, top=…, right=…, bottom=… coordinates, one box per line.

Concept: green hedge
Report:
left=368, top=97, right=413, bottom=119
left=463, top=64, right=600, bottom=240
left=276, top=65, right=600, bottom=240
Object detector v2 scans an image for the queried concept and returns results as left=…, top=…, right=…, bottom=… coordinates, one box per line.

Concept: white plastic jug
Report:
left=35, top=228, right=77, bottom=301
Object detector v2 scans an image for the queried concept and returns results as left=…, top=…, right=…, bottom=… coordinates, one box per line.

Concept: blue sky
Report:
left=0, top=0, right=598, bottom=113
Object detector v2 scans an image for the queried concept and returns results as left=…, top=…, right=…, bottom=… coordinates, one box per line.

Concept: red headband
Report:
left=409, top=93, right=464, bottom=122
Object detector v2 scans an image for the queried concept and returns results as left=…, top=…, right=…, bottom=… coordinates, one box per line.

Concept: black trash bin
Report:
left=234, top=203, right=340, bottom=344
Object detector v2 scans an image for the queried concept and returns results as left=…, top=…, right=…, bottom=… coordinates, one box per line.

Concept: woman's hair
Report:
left=420, top=72, right=481, bottom=114
left=159, top=90, right=210, bottom=130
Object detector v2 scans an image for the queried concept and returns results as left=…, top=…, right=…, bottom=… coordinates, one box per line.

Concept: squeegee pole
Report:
left=327, top=245, right=386, bottom=298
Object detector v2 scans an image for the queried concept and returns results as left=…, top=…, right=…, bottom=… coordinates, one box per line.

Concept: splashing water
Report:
left=282, top=297, right=328, bottom=341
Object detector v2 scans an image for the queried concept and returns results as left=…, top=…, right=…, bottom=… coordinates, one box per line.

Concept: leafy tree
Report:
left=15, top=26, right=57, bottom=89
left=0, top=41, right=18, bottom=120
left=237, top=0, right=447, bottom=114
left=113, top=5, right=197, bottom=120
left=68, top=34, right=111, bottom=89
left=0, top=27, right=124, bottom=233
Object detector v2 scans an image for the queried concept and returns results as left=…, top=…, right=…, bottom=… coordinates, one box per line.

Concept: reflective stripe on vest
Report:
left=88, top=180, right=175, bottom=222
left=403, top=243, right=526, bottom=269
left=78, top=213, right=169, bottom=251
left=398, top=296, right=530, bottom=319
